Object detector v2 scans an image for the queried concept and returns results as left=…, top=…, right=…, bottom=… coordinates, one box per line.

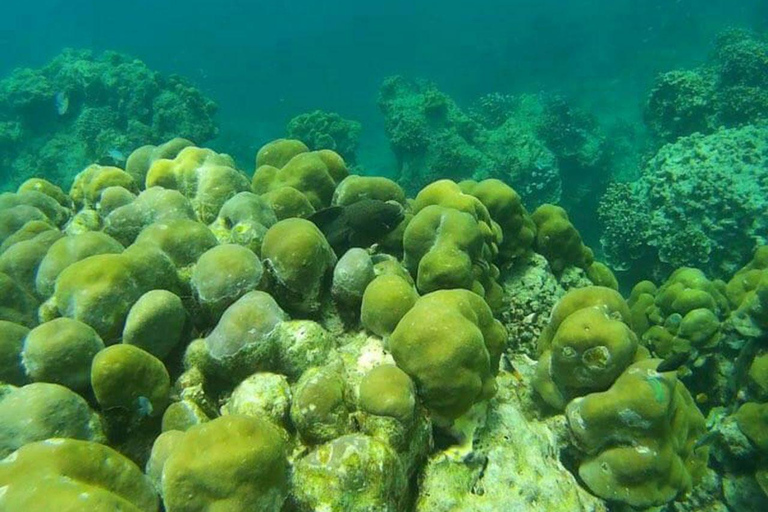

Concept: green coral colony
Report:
left=0, top=29, right=767, bottom=512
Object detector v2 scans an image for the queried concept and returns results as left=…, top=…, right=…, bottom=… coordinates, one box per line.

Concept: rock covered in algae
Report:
left=0, top=382, right=104, bottom=458
left=290, top=365, right=352, bottom=445
left=0, top=438, right=158, bottom=511
left=186, top=290, right=288, bottom=384
left=415, top=370, right=608, bottom=512
left=599, top=123, right=768, bottom=281
left=290, top=433, right=408, bottom=512
left=221, top=372, right=292, bottom=430
left=160, top=415, right=289, bottom=512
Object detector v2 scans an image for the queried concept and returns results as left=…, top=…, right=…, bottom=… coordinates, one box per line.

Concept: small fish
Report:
left=693, top=429, right=718, bottom=450
left=107, top=148, right=126, bottom=164
left=656, top=349, right=698, bottom=373
left=136, top=396, right=154, bottom=417
left=309, top=199, right=405, bottom=256
left=54, top=91, right=69, bottom=115
left=726, top=336, right=762, bottom=406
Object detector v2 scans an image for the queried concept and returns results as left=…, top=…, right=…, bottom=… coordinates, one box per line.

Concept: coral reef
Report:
left=0, top=49, right=218, bottom=190
left=378, top=76, right=610, bottom=224
left=0, top=134, right=719, bottom=511
left=645, top=29, right=768, bottom=145
left=286, top=109, right=362, bottom=166
left=599, top=123, right=768, bottom=283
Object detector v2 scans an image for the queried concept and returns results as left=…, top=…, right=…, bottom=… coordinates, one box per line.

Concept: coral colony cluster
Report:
left=0, top=29, right=767, bottom=512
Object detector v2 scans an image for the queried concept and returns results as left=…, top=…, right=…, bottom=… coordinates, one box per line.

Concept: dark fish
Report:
left=309, top=199, right=404, bottom=255
left=693, top=429, right=718, bottom=450
left=726, top=335, right=763, bottom=406
left=657, top=350, right=696, bottom=373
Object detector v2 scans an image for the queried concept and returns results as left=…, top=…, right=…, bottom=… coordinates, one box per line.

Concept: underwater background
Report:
left=2, top=0, right=765, bottom=166
left=1, top=1, right=768, bottom=511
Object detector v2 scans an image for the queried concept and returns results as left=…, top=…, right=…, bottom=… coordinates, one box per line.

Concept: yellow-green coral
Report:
left=0, top=438, right=158, bottom=511
left=253, top=146, right=348, bottom=211
left=531, top=203, right=593, bottom=272
left=262, top=218, right=336, bottom=314
left=333, top=175, right=407, bottom=206
left=161, top=415, right=289, bottom=512
left=207, top=191, right=277, bottom=255
left=22, top=317, right=104, bottom=391
left=125, top=137, right=194, bottom=187
left=403, top=204, right=500, bottom=307
left=146, top=146, right=249, bottom=223
left=361, top=273, right=419, bottom=337
left=91, top=344, right=170, bottom=416
left=389, top=289, right=506, bottom=419
left=69, top=164, right=138, bottom=209
left=459, top=178, right=535, bottom=261
left=565, top=359, right=708, bottom=508
left=727, top=246, right=768, bottom=337
left=534, top=306, right=640, bottom=410
left=631, top=268, right=728, bottom=357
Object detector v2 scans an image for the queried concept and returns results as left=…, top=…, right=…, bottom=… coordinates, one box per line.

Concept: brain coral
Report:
left=599, top=123, right=768, bottom=282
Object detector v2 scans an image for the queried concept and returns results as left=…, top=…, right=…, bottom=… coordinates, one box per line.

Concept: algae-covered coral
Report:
left=0, top=130, right=644, bottom=511
left=0, top=49, right=218, bottom=190
left=644, top=29, right=768, bottom=145
left=2, top=27, right=768, bottom=512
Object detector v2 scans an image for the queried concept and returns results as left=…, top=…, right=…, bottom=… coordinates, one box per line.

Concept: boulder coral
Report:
left=0, top=438, right=158, bottom=511
left=0, top=133, right=726, bottom=511
left=160, top=415, right=289, bottom=512
left=261, top=218, right=337, bottom=314
left=389, top=289, right=506, bottom=419
left=145, top=146, right=250, bottom=223
left=566, top=359, right=708, bottom=508
left=253, top=140, right=348, bottom=213
left=534, top=286, right=639, bottom=410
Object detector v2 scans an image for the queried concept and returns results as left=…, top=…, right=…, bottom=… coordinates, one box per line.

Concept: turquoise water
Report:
left=2, top=0, right=764, bottom=167
left=1, top=2, right=768, bottom=511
